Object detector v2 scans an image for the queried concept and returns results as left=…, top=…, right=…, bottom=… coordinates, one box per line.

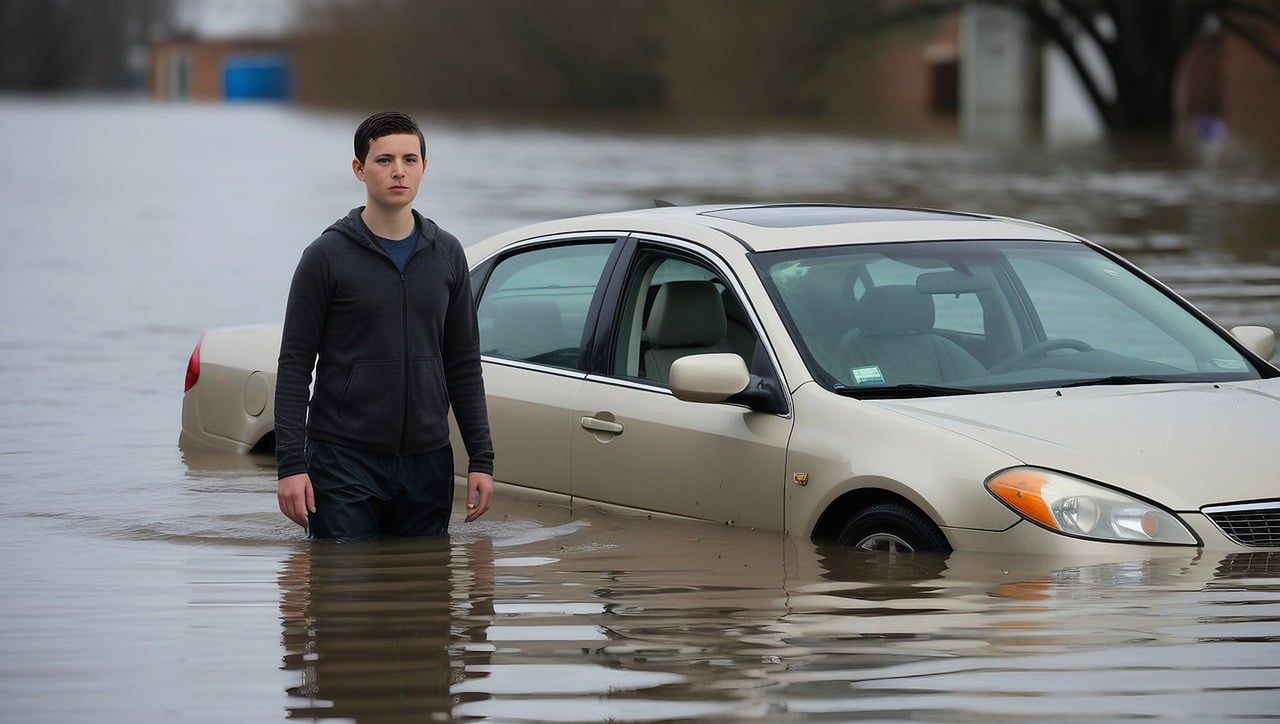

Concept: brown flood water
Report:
left=1, top=98, right=1279, bottom=721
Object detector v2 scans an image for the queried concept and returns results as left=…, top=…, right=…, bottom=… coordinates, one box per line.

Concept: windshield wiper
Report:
left=834, top=383, right=977, bottom=398
left=1058, top=375, right=1173, bottom=389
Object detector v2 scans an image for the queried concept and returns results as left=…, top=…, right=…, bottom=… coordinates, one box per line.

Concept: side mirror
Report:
left=1230, top=325, right=1276, bottom=361
left=669, top=353, right=750, bottom=403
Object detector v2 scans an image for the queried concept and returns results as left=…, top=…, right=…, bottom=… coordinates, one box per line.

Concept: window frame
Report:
left=469, top=233, right=628, bottom=377
left=582, top=233, right=792, bottom=416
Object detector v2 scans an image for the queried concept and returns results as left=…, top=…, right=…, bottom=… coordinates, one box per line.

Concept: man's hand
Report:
left=464, top=471, right=494, bottom=522
left=278, top=473, right=316, bottom=528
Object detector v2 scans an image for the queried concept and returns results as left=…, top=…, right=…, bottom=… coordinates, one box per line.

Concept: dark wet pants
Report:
left=303, top=436, right=454, bottom=542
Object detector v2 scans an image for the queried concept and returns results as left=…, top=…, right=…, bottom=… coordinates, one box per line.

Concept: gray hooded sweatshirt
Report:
left=274, top=207, right=493, bottom=479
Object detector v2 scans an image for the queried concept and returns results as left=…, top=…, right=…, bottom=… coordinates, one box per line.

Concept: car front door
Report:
left=568, top=237, right=793, bottom=530
left=452, top=237, right=623, bottom=497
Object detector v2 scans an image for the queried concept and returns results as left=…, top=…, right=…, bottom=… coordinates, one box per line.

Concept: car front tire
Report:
left=836, top=502, right=951, bottom=553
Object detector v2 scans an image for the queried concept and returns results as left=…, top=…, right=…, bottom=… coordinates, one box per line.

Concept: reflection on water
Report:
left=279, top=538, right=460, bottom=720
left=0, top=98, right=1278, bottom=720
left=266, top=504, right=1280, bottom=721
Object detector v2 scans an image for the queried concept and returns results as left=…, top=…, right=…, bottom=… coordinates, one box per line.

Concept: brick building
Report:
left=150, top=36, right=291, bottom=101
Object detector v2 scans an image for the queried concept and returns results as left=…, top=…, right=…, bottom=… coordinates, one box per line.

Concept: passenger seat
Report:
left=838, top=285, right=986, bottom=385
left=643, top=281, right=734, bottom=385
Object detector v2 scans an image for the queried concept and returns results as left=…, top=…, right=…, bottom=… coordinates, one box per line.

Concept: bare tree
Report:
left=888, top=0, right=1280, bottom=133
left=0, top=0, right=175, bottom=91
left=661, top=0, right=882, bottom=115
left=293, top=0, right=661, bottom=110
left=291, top=0, right=890, bottom=115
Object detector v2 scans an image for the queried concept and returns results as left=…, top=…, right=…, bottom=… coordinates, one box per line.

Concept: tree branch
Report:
left=1218, top=0, right=1280, bottom=29
left=1169, top=2, right=1214, bottom=65
left=1020, top=1, right=1117, bottom=127
left=1219, top=14, right=1280, bottom=69
left=1059, top=0, right=1120, bottom=69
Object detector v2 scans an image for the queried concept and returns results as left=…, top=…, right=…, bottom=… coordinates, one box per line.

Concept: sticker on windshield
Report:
left=1212, top=358, right=1248, bottom=370
left=850, top=365, right=885, bottom=385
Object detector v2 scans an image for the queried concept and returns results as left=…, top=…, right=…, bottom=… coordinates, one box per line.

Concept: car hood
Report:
left=874, top=379, right=1280, bottom=511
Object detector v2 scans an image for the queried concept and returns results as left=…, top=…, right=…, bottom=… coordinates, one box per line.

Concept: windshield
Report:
left=751, top=240, right=1264, bottom=397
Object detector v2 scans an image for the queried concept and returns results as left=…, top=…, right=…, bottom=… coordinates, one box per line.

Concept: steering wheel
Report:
left=990, top=338, right=1095, bottom=374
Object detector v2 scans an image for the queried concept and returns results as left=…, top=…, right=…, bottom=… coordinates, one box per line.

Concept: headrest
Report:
left=647, top=281, right=727, bottom=347
left=856, top=285, right=934, bottom=334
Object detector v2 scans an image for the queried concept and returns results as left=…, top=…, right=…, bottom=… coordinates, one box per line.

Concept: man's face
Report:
left=353, top=133, right=425, bottom=209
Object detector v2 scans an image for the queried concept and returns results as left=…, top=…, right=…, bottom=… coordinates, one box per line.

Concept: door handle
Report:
left=580, top=416, right=623, bottom=435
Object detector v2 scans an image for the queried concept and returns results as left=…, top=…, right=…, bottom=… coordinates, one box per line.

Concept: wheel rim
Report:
left=855, top=533, right=915, bottom=553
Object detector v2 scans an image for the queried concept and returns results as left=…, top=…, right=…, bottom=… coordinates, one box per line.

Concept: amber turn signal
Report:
left=986, top=469, right=1058, bottom=530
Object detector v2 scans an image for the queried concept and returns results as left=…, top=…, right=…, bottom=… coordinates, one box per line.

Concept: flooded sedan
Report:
left=182, top=203, right=1280, bottom=555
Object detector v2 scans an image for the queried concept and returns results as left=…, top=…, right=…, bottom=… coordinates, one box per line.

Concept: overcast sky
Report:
left=175, top=0, right=304, bottom=39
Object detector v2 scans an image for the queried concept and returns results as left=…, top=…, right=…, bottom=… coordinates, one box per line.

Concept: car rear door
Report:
left=451, top=236, right=625, bottom=497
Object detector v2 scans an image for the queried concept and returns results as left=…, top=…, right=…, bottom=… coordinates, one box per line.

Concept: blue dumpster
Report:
left=223, top=55, right=291, bottom=102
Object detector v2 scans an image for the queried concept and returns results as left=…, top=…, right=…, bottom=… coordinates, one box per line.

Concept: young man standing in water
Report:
left=274, top=111, right=494, bottom=541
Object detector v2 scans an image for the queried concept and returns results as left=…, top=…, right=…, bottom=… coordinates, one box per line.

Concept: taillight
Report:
left=185, top=337, right=202, bottom=392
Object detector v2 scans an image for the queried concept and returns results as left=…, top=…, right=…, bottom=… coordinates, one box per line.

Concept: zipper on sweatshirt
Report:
left=360, top=232, right=427, bottom=457
left=393, top=245, right=428, bottom=455
left=398, top=272, right=408, bottom=455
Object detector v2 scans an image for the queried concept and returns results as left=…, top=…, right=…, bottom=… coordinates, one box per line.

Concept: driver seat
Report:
left=838, top=285, right=986, bottom=385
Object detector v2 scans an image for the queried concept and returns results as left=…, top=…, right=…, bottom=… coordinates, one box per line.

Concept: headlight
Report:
left=985, top=468, right=1197, bottom=545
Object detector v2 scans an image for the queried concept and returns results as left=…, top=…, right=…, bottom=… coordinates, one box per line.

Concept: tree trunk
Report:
left=1022, top=0, right=1195, bottom=135
left=1108, top=65, right=1178, bottom=133
left=1097, top=0, right=1183, bottom=133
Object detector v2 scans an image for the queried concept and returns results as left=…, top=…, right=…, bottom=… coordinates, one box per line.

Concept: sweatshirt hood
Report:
left=326, top=206, right=439, bottom=256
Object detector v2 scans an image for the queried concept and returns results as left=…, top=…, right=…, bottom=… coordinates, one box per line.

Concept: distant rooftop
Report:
left=699, top=205, right=987, bottom=228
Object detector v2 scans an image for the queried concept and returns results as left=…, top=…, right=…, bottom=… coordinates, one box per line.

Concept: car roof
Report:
left=468, top=203, right=1083, bottom=262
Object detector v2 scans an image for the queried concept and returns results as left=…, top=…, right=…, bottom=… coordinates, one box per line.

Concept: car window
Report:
left=1008, top=255, right=1195, bottom=369
left=610, top=251, right=757, bottom=386
left=476, top=242, right=614, bottom=369
left=753, top=240, right=1260, bottom=396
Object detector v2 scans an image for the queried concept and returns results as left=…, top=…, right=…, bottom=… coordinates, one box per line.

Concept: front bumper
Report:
left=943, top=512, right=1278, bottom=555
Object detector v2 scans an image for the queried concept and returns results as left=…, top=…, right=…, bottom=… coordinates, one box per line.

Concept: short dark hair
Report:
left=354, top=111, right=426, bottom=164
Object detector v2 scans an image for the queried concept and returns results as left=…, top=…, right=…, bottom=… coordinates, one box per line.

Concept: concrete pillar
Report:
left=960, top=5, right=1036, bottom=142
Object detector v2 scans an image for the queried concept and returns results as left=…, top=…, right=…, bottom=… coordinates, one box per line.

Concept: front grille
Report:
left=1203, top=500, right=1280, bottom=547
left=1214, top=551, right=1280, bottom=579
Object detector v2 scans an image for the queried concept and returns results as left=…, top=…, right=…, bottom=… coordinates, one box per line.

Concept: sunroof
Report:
left=700, top=205, right=983, bottom=228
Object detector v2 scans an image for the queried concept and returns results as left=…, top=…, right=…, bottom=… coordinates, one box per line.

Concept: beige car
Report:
left=181, top=204, right=1280, bottom=554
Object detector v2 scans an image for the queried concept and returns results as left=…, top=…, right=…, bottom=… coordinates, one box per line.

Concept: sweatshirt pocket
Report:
left=407, top=356, right=450, bottom=442
left=337, top=359, right=402, bottom=445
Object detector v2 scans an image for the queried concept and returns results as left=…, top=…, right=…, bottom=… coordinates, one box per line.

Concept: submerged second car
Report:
left=181, top=204, right=1280, bottom=554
